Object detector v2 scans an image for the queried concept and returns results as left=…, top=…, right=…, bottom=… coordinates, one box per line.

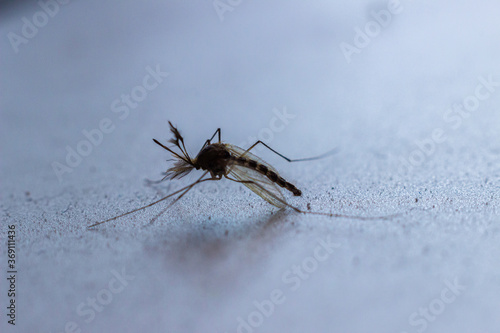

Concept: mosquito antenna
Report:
left=168, top=121, right=191, bottom=160
left=176, top=135, right=190, bottom=160
left=153, top=139, right=188, bottom=163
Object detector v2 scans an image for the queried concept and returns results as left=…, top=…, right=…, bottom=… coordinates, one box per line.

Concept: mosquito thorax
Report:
left=195, top=143, right=231, bottom=175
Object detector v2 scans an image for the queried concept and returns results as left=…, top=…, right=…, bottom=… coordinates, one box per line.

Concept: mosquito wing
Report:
left=228, top=164, right=287, bottom=208
left=224, top=144, right=287, bottom=209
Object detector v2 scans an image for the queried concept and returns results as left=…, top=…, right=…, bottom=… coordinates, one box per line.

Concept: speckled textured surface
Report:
left=1, top=1, right=499, bottom=332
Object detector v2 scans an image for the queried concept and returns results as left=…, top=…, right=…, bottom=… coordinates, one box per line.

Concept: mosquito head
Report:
left=153, top=122, right=196, bottom=180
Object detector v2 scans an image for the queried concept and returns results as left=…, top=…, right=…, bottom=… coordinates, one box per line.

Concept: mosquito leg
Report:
left=88, top=171, right=214, bottom=228
left=243, top=140, right=338, bottom=162
left=162, top=174, right=217, bottom=211
left=199, top=128, right=222, bottom=151
left=211, top=128, right=221, bottom=143
left=146, top=207, right=169, bottom=227
left=298, top=208, right=418, bottom=220
left=145, top=174, right=220, bottom=226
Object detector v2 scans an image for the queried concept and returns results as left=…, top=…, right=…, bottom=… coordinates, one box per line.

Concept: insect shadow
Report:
left=88, top=122, right=405, bottom=228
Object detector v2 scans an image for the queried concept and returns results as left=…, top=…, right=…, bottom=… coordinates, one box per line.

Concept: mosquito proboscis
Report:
left=88, top=122, right=407, bottom=228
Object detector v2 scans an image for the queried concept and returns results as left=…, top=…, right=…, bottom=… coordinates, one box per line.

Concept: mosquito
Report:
left=88, top=122, right=405, bottom=228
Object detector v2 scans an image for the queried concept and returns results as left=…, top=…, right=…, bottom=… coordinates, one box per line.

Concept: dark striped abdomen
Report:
left=232, top=156, right=302, bottom=196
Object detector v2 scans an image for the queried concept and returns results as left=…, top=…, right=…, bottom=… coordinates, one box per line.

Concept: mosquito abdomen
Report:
left=232, top=156, right=302, bottom=196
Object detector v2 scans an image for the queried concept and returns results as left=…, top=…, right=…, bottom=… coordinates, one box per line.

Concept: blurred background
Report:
left=1, top=1, right=499, bottom=332
left=2, top=0, right=500, bottom=190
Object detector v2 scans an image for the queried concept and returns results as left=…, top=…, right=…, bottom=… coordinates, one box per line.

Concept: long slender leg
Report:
left=88, top=172, right=213, bottom=228
left=199, top=128, right=222, bottom=151
left=243, top=140, right=338, bottom=162
left=210, top=128, right=221, bottom=143
left=145, top=174, right=222, bottom=226
left=299, top=208, right=416, bottom=220
left=160, top=173, right=218, bottom=212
